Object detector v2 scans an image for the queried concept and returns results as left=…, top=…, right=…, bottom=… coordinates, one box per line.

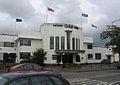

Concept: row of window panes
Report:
left=88, top=53, right=101, bottom=60
left=72, top=38, right=80, bottom=50
left=50, top=36, right=65, bottom=50
left=50, top=36, right=80, bottom=50
left=4, top=42, right=16, bottom=47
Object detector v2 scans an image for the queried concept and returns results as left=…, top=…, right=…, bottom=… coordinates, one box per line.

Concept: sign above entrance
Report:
left=53, top=24, right=79, bottom=30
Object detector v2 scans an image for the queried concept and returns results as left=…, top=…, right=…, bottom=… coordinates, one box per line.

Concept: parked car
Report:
left=6, top=63, right=53, bottom=73
left=0, top=72, right=71, bottom=85
left=100, top=59, right=111, bottom=64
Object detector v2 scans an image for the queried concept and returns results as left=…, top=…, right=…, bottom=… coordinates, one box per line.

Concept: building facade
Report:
left=0, top=23, right=116, bottom=64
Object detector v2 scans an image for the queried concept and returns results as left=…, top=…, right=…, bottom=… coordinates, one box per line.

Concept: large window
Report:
left=76, top=38, right=78, bottom=50
left=61, top=36, right=65, bottom=49
left=95, top=53, right=101, bottom=60
left=72, top=38, right=75, bottom=50
left=87, top=44, right=93, bottom=49
left=4, top=42, right=16, bottom=47
left=50, top=36, right=54, bottom=49
left=20, top=39, right=31, bottom=46
left=20, top=52, right=30, bottom=59
left=79, top=39, right=80, bottom=50
left=88, top=54, right=93, bottom=60
left=55, top=36, right=59, bottom=49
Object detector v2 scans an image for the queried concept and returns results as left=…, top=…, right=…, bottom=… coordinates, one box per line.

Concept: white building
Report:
left=0, top=23, right=117, bottom=64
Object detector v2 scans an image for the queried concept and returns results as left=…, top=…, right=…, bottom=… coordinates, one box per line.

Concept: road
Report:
left=61, top=69, right=120, bottom=85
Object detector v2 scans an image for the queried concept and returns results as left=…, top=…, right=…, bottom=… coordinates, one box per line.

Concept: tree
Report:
left=100, top=25, right=120, bottom=55
left=32, top=48, right=47, bottom=66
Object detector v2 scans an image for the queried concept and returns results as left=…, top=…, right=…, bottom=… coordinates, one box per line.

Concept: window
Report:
left=32, top=63, right=41, bottom=69
left=61, top=36, right=65, bottom=49
left=72, top=38, right=75, bottom=50
left=20, top=39, right=31, bottom=46
left=50, top=76, right=64, bottom=85
left=66, top=32, right=71, bottom=49
left=55, top=36, right=59, bottom=49
left=87, top=44, right=93, bottom=49
left=0, top=76, right=8, bottom=85
left=31, top=76, right=54, bottom=85
left=76, top=38, right=78, bottom=50
left=9, top=78, right=29, bottom=85
left=76, top=55, right=80, bottom=62
left=52, top=55, right=57, bottom=60
left=20, top=52, right=30, bottom=59
left=4, top=42, right=16, bottom=47
left=23, top=64, right=33, bottom=69
left=95, top=53, right=101, bottom=60
left=50, top=36, right=54, bottom=49
left=88, top=54, right=93, bottom=60
left=79, top=39, right=80, bottom=50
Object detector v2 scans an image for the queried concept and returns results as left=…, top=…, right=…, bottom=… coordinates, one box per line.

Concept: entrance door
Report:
left=62, top=54, right=73, bottom=64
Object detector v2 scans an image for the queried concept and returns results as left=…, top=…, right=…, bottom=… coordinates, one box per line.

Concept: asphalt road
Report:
left=61, top=69, right=120, bottom=85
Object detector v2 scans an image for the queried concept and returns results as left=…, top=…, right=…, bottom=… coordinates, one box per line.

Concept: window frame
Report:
left=95, top=53, right=101, bottom=60
left=20, top=39, right=31, bottom=46
left=55, top=36, right=59, bottom=50
left=50, top=36, right=54, bottom=49
left=61, top=36, right=65, bottom=50
left=88, top=54, right=93, bottom=60
left=87, top=44, right=93, bottom=49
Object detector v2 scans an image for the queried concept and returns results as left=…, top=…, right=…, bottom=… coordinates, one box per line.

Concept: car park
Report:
left=6, top=63, right=53, bottom=73
left=0, top=72, right=71, bottom=85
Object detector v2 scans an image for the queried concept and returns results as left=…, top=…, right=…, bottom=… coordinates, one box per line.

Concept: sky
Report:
left=0, top=0, right=120, bottom=46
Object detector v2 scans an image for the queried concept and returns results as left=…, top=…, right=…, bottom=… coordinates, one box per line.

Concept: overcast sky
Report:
left=0, top=0, right=120, bottom=46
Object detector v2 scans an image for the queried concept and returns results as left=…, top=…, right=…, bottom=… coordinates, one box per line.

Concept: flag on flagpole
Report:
left=92, top=24, right=97, bottom=28
left=82, top=13, right=88, bottom=17
left=48, top=7, right=54, bottom=12
left=16, top=18, right=22, bottom=22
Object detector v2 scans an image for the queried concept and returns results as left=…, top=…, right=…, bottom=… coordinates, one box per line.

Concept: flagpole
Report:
left=46, top=6, right=48, bottom=23
left=81, top=14, right=83, bottom=29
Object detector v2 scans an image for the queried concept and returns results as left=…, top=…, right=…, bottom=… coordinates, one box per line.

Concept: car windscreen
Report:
left=0, top=76, right=8, bottom=85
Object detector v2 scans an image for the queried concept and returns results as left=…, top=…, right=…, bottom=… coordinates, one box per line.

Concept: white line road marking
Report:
left=67, top=78, right=110, bottom=85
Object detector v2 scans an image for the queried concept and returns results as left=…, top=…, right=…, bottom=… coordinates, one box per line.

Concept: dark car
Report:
left=100, top=59, right=111, bottom=64
left=0, top=72, right=71, bottom=85
left=6, top=63, right=53, bottom=73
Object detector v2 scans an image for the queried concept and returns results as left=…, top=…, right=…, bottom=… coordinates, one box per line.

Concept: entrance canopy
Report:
left=55, top=49, right=85, bottom=54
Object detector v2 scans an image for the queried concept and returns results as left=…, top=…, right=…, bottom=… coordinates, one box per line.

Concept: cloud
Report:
left=0, top=0, right=35, bottom=18
left=0, top=0, right=120, bottom=46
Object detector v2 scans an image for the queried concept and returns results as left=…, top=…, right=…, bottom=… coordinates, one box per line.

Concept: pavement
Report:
left=47, top=64, right=117, bottom=73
